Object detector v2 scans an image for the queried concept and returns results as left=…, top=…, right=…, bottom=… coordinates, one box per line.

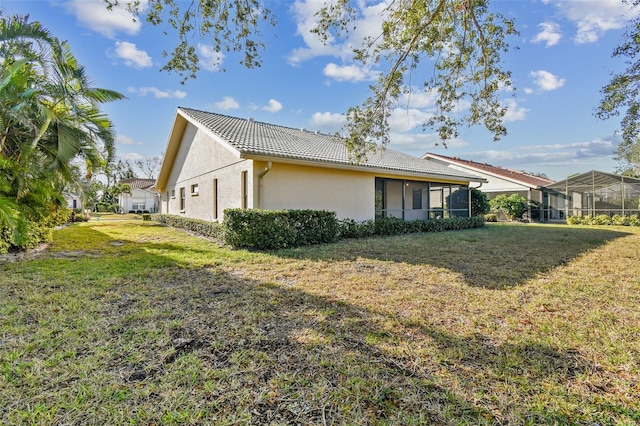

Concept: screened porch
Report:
left=545, top=170, right=640, bottom=219
left=375, top=177, right=470, bottom=220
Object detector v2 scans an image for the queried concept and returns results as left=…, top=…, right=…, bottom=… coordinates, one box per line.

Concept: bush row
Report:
left=338, top=216, right=486, bottom=239
left=223, top=209, right=340, bottom=250
left=151, top=211, right=485, bottom=250
left=566, top=214, right=640, bottom=226
left=151, top=214, right=225, bottom=244
left=1, top=208, right=71, bottom=254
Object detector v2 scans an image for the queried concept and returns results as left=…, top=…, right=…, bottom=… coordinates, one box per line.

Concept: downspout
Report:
left=257, top=161, right=272, bottom=209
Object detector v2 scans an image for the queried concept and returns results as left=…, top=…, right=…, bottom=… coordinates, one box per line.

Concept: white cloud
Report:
left=388, top=133, right=468, bottom=156
left=398, top=90, right=438, bottom=109
left=60, top=0, right=143, bottom=38
left=503, top=99, right=528, bottom=122
left=116, top=134, right=143, bottom=146
left=287, top=0, right=387, bottom=67
left=260, top=99, right=283, bottom=113
left=463, top=135, right=618, bottom=179
left=198, top=44, right=224, bottom=72
left=553, top=0, right=638, bottom=44
left=111, top=41, right=152, bottom=68
left=118, top=152, right=145, bottom=161
left=214, top=96, right=240, bottom=110
left=309, top=112, right=346, bottom=133
left=530, top=70, right=566, bottom=91
left=323, top=63, right=378, bottom=82
left=128, top=86, right=187, bottom=99
left=532, top=22, right=562, bottom=47
left=388, top=108, right=433, bottom=133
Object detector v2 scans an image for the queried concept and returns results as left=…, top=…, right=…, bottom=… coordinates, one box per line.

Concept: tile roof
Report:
left=423, top=152, right=555, bottom=188
left=178, top=107, right=484, bottom=182
left=119, top=178, right=156, bottom=190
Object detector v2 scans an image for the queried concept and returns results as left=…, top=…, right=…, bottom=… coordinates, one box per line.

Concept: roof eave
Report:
left=242, top=152, right=487, bottom=183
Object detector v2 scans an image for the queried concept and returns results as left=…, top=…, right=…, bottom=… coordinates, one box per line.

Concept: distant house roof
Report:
left=422, top=152, right=554, bottom=188
left=156, top=108, right=485, bottom=190
left=120, top=178, right=156, bottom=191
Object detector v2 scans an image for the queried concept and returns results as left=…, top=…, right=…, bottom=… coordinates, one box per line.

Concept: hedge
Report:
left=151, top=212, right=485, bottom=251
left=338, top=216, right=485, bottom=239
left=566, top=214, right=640, bottom=227
left=151, top=214, right=225, bottom=244
left=223, top=209, right=340, bottom=250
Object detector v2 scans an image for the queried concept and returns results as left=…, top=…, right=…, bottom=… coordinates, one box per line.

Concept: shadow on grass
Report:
left=274, top=223, right=632, bottom=289
left=3, top=224, right=636, bottom=424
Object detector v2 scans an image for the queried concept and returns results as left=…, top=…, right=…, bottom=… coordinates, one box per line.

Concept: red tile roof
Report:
left=423, top=153, right=555, bottom=188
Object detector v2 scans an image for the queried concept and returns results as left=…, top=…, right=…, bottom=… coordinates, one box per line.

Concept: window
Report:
left=412, top=188, right=422, bottom=210
left=191, top=183, right=199, bottom=195
left=170, top=189, right=175, bottom=199
left=179, top=187, right=186, bottom=211
left=241, top=171, right=248, bottom=209
left=213, top=178, right=219, bottom=220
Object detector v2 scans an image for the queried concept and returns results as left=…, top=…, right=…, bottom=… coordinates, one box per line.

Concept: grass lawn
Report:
left=1, top=220, right=639, bottom=425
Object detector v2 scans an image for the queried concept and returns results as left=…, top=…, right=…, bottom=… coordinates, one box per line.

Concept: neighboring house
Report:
left=63, top=192, right=82, bottom=210
left=155, top=107, right=487, bottom=222
left=422, top=153, right=555, bottom=221
left=118, top=178, right=159, bottom=213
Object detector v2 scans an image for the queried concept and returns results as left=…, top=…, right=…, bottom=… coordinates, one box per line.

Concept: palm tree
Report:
left=0, top=13, right=125, bottom=249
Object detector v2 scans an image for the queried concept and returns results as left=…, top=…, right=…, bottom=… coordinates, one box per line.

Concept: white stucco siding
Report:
left=258, top=162, right=374, bottom=221
left=161, top=123, right=253, bottom=221
left=121, top=189, right=159, bottom=212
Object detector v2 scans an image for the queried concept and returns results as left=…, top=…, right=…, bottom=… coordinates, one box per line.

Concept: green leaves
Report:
left=596, top=1, right=640, bottom=174
left=110, top=0, right=276, bottom=83
left=0, top=12, right=124, bottom=248
left=489, top=193, right=528, bottom=221
left=315, top=0, right=518, bottom=157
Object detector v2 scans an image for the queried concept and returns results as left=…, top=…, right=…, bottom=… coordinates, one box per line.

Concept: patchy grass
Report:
left=1, top=221, right=639, bottom=424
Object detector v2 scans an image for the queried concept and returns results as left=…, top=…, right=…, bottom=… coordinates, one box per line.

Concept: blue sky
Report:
left=2, top=0, right=638, bottom=181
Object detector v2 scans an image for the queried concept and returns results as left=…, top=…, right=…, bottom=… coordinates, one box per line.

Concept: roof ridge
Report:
left=179, top=106, right=334, bottom=137
left=425, top=152, right=554, bottom=183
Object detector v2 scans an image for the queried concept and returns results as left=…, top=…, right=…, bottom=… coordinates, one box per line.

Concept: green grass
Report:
left=1, top=221, right=639, bottom=424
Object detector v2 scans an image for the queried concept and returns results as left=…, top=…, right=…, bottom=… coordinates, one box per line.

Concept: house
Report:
left=63, top=192, right=82, bottom=210
left=545, top=170, right=640, bottom=218
left=422, top=153, right=555, bottom=221
left=118, top=178, right=159, bottom=213
left=155, top=107, right=486, bottom=222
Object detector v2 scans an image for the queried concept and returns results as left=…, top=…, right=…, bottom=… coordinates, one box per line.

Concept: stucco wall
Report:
left=121, top=189, right=159, bottom=212
left=160, top=122, right=253, bottom=221
left=257, top=161, right=375, bottom=221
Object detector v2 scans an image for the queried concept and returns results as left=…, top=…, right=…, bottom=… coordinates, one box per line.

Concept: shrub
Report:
left=339, top=216, right=484, bottom=239
left=592, top=214, right=612, bottom=226
left=338, top=218, right=375, bottom=239
left=489, top=194, right=528, bottom=221
left=484, top=213, right=498, bottom=222
left=470, top=188, right=490, bottom=217
left=566, top=216, right=583, bottom=225
left=152, top=214, right=225, bottom=244
left=611, top=214, right=629, bottom=226
left=223, top=209, right=339, bottom=250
